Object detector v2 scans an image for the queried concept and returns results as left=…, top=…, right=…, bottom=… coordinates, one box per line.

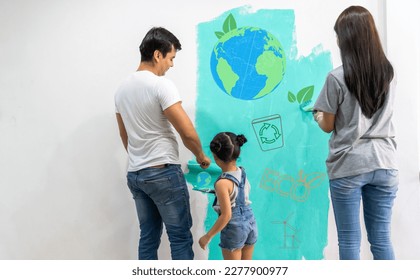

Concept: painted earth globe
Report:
left=210, top=26, right=286, bottom=100
left=196, top=172, right=212, bottom=188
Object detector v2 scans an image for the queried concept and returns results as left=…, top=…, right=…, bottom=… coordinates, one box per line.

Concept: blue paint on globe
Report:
left=197, top=172, right=212, bottom=188
left=210, top=27, right=286, bottom=100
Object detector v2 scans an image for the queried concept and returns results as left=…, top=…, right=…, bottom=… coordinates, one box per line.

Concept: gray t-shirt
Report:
left=314, top=66, right=397, bottom=179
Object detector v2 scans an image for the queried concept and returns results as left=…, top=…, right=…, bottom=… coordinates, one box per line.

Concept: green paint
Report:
left=222, top=13, right=237, bottom=33
left=188, top=7, right=333, bottom=260
left=297, top=86, right=314, bottom=104
left=254, top=50, right=286, bottom=99
left=216, top=57, right=238, bottom=95
left=288, top=85, right=316, bottom=112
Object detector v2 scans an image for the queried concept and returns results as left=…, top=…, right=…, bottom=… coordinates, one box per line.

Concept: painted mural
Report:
left=185, top=7, right=332, bottom=260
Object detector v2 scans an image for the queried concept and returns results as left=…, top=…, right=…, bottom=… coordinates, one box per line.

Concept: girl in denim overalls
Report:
left=199, top=132, right=257, bottom=260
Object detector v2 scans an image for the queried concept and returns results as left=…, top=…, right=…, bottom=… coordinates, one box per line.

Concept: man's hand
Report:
left=198, top=155, right=211, bottom=169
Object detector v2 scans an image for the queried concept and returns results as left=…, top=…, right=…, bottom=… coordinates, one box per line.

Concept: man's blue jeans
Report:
left=329, top=169, right=398, bottom=260
left=127, top=164, right=194, bottom=260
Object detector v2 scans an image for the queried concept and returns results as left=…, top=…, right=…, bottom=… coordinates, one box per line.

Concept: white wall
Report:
left=0, top=0, right=419, bottom=259
left=386, top=0, right=420, bottom=259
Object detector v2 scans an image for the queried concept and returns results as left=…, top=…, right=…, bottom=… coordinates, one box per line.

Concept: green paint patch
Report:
left=189, top=7, right=332, bottom=260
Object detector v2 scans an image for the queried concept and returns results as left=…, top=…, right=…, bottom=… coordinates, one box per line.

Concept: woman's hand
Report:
left=313, top=110, right=335, bottom=133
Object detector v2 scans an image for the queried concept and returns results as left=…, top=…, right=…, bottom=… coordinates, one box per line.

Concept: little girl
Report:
left=198, top=132, right=257, bottom=260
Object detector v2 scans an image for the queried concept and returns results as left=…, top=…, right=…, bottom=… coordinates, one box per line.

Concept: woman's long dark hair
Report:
left=334, top=6, right=394, bottom=118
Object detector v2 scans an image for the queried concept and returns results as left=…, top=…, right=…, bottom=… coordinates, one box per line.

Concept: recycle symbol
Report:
left=259, top=123, right=281, bottom=144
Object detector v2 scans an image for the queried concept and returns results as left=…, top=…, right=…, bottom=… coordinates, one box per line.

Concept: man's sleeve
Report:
left=157, top=78, right=182, bottom=111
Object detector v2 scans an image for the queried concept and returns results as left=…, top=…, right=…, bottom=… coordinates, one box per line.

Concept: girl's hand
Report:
left=199, top=234, right=211, bottom=250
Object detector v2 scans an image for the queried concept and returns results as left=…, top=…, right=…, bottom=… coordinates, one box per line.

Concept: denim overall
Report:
left=213, top=167, right=258, bottom=250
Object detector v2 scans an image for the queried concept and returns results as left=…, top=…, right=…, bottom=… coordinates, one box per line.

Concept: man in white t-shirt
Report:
left=115, top=27, right=211, bottom=260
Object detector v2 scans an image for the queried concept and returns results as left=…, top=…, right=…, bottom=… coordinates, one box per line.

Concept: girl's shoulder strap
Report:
left=216, top=172, right=240, bottom=186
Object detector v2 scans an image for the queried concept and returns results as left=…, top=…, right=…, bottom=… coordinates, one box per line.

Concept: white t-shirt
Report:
left=115, top=70, right=181, bottom=171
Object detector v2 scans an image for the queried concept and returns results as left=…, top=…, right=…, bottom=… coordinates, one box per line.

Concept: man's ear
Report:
left=153, top=50, right=161, bottom=62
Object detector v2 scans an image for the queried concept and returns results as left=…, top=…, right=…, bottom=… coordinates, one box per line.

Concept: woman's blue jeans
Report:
left=127, top=164, right=194, bottom=260
left=329, top=169, right=398, bottom=260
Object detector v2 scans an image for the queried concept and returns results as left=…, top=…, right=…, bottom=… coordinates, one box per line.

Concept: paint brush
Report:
left=299, top=99, right=314, bottom=112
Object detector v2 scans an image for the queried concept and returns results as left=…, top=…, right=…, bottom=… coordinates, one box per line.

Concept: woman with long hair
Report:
left=314, top=6, right=398, bottom=260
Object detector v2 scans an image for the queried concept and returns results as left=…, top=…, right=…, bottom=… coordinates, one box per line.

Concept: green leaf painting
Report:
left=215, top=13, right=237, bottom=38
left=288, top=85, right=314, bottom=112
left=288, top=91, right=296, bottom=103
left=215, top=31, right=225, bottom=39
left=223, top=13, right=237, bottom=33
left=296, top=85, right=314, bottom=104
